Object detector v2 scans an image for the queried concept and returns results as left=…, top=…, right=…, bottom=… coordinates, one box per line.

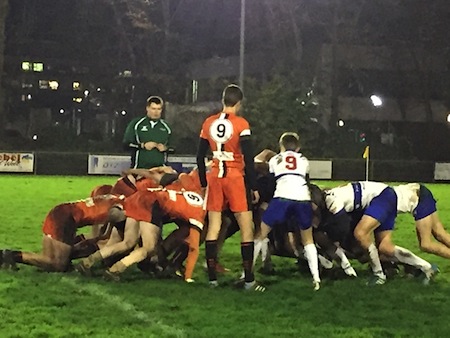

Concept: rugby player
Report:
left=394, top=183, right=450, bottom=259
left=77, top=167, right=207, bottom=282
left=1, top=194, right=124, bottom=272
left=253, top=132, right=321, bottom=290
left=325, top=181, right=438, bottom=285
left=196, top=84, right=263, bottom=291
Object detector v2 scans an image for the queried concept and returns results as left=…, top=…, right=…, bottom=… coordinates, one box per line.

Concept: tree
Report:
left=244, top=74, right=325, bottom=157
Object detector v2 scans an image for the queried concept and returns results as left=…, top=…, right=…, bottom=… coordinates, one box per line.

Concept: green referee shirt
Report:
left=123, top=116, right=172, bottom=169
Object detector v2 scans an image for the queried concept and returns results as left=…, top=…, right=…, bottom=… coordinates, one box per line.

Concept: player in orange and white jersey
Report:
left=1, top=194, right=125, bottom=272
left=196, top=84, right=263, bottom=291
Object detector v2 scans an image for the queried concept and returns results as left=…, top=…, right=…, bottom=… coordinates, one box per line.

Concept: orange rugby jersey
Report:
left=70, top=194, right=124, bottom=227
left=199, top=112, right=251, bottom=178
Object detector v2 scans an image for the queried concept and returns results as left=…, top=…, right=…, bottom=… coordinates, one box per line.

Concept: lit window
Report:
left=49, top=80, right=59, bottom=90
left=39, top=80, right=49, bottom=89
left=33, top=63, right=44, bottom=72
left=22, top=82, right=33, bottom=89
left=73, top=97, right=83, bottom=103
left=22, top=62, right=32, bottom=71
left=73, top=82, right=81, bottom=90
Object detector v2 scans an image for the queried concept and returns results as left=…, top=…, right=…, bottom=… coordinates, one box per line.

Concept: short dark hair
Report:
left=222, top=85, right=243, bottom=107
left=279, top=132, right=300, bottom=151
left=146, top=96, right=164, bottom=106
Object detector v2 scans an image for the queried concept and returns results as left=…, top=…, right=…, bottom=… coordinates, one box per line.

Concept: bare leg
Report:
left=416, top=214, right=450, bottom=258
left=20, top=236, right=72, bottom=271
left=354, top=215, right=385, bottom=280
left=80, top=218, right=139, bottom=269
left=110, top=221, right=161, bottom=273
left=300, top=227, right=320, bottom=287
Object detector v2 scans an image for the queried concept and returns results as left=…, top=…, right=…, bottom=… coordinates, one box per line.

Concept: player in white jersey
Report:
left=395, top=183, right=450, bottom=261
left=325, top=181, right=436, bottom=285
left=253, top=132, right=320, bottom=290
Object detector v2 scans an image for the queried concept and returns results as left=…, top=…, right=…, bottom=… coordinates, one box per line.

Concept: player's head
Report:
left=279, top=132, right=300, bottom=152
left=222, top=84, right=243, bottom=110
left=146, top=96, right=164, bottom=119
left=90, top=184, right=113, bottom=197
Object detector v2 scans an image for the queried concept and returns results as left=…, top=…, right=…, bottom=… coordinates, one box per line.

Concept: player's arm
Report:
left=305, top=159, right=311, bottom=185
left=241, top=136, right=259, bottom=202
left=73, top=222, right=112, bottom=252
left=122, top=119, right=145, bottom=151
left=196, top=137, right=210, bottom=188
left=122, top=168, right=151, bottom=177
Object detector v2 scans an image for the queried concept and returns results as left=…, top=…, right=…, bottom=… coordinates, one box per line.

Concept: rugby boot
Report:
left=2, top=250, right=18, bottom=271
left=74, top=261, right=94, bottom=277
left=244, top=281, right=266, bottom=292
left=103, top=269, right=121, bottom=282
left=312, top=280, right=321, bottom=291
left=422, top=264, right=439, bottom=286
left=366, top=274, right=386, bottom=286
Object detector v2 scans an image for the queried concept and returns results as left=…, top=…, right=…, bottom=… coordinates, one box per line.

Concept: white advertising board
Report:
left=309, top=160, right=333, bottom=179
left=434, top=163, right=450, bottom=180
left=88, top=154, right=198, bottom=175
left=0, top=152, right=34, bottom=173
left=88, top=155, right=131, bottom=175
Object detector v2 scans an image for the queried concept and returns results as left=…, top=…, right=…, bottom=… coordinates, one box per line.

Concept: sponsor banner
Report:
left=167, top=155, right=197, bottom=173
left=88, top=155, right=131, bottom=175
left=88, top=154, right=197, bottom=175
left=0, top=152, right=34, bottom=173
left=309, top=160, right=332, bottom=179
left=434, top=163, right=450, bottom=180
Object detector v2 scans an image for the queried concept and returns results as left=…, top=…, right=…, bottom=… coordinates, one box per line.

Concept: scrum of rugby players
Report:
left=241, top=147, right=441, bottom=287
left=0, top=146, right=445, bottom=289
left=0, top=166, right=205, bottom=280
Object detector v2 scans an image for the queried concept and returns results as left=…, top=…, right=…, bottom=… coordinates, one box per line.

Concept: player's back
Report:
left=71, top=194, right=124, bottom=226
left=325, top=181, right=388, bottom=214
left=393, top=183, right=420, bottom=213
left=269, top=151, right=310, bottom=201
left=155, top=189, right=205, bottom=228
left=173, top=170, right=202, bottom=193
left=200, top=112, right=250, bottom=176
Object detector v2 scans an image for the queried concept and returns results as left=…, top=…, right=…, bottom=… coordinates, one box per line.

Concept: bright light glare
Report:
left=337, top=119, right=345, bottom=127
left=49, top=80, right=59, bottom=90
left=32, top=134, right=38, bottom=140
left=447, top=113, right=450, bottom=123
left=370, top=95, right=383, bottom=107
left=59, top=109, right=65, bottom=114
left=121, top=110, right=127, bottom=116
left=84, top=90, right=90, bottom=96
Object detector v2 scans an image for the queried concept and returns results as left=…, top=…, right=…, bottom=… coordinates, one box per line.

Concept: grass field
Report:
left=1, top=175, right=450, bottom=337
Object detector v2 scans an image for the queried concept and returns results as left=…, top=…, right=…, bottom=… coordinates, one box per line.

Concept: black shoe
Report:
left=2, top=250, right=18, bottom=271
left=74, top=261, right=93, bottom=277
left=103, top=269, right=121, bottom=282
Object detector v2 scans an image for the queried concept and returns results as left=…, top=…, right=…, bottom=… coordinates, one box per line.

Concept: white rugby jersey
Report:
left=393, top=183, right=420, bottom=214
left=325, top=181, right=388, bottom=215
left=268, top=150, right=310, bottom=201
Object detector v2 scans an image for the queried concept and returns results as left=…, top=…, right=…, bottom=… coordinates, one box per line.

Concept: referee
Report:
left=122, top=96, right=172, bottom=169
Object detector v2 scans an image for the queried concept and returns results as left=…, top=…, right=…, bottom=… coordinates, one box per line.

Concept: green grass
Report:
left=1, top=175, right=450, bottom=337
